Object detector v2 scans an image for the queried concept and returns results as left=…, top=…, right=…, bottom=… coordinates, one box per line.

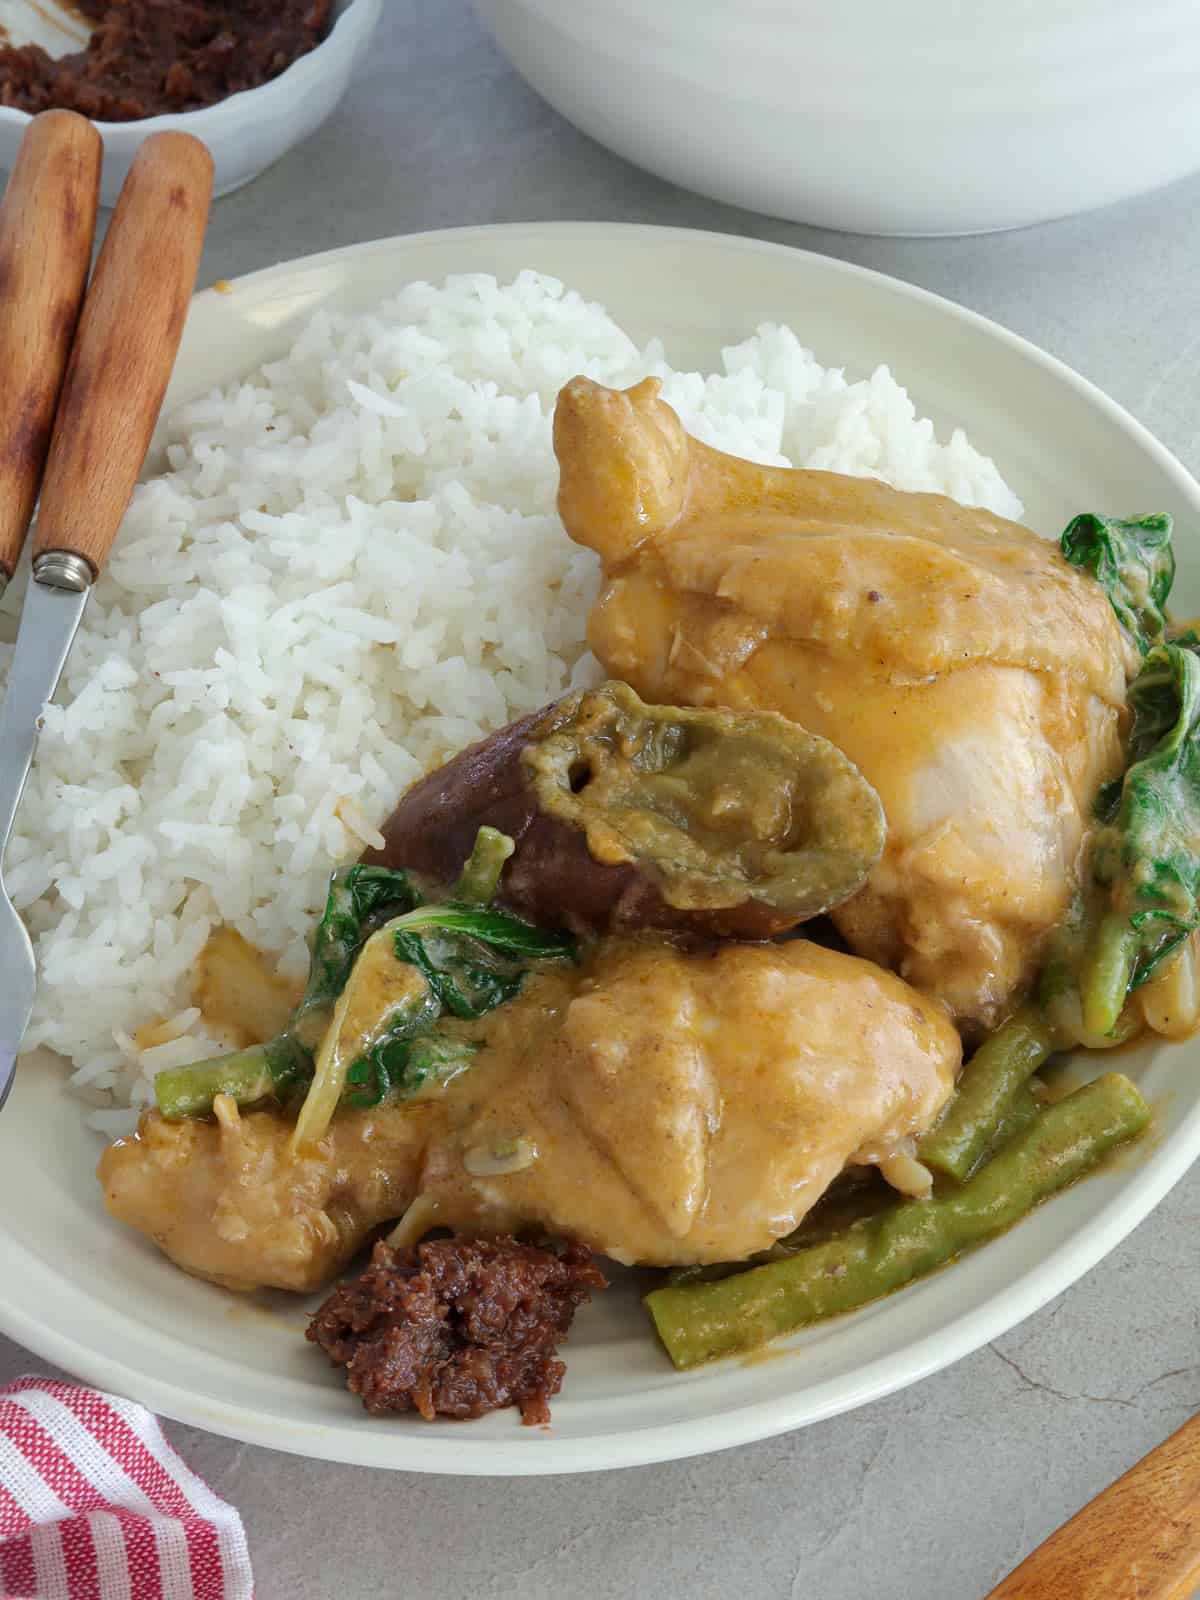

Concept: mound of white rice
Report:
left=0, top=270, right=1022, bottom=1131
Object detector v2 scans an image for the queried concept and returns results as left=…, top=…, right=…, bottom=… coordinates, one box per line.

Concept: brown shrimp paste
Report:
left=0, top=1, right=332, bottom=121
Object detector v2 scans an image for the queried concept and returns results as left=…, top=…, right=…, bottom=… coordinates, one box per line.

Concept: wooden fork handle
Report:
left=983, top=1410, right=1200, bottom=1599
left=0, top=110, right=102, bottom=585
left=33, top=131, right=213, bottom=580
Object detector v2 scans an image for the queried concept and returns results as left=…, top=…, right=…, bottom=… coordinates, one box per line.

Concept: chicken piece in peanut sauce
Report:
left=99, top=935, right=959, bottom=1292
left=553, top=376, right=1139, bottom=1030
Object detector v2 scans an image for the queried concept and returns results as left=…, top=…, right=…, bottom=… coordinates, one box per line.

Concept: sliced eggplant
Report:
left=366, top=681, right=884, bottom=939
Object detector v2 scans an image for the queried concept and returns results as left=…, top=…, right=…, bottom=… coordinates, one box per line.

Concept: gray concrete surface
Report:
left=7, top=2, right=1200, bottom=1595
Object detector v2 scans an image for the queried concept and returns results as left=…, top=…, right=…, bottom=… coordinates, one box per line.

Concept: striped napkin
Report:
left=0, top=1377, right=254, bottom=1599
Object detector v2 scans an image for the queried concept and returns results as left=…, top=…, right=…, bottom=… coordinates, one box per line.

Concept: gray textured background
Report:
left=6, top=3, right=1200, bottom=1595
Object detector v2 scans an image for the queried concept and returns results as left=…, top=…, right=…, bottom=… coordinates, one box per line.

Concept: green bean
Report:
left=977, top=1082, right=1041, bottom=1169
left=645, top=1073, right=1148, bottom=1371
left=916, top=1003, right=1056, bottom=1182
left=454, top=826, right=515, bottom=904
left=666, top=1089, right=1044, bottom=1292
left=1079, top=910, right=1142, bottom=1040
left=154, top=1035, right=311, bottom=1120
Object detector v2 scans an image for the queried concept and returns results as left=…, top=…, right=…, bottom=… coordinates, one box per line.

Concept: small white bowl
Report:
left=0, top=0, right=381, bottom=206
left=474, top=0, right=1200, bottom=236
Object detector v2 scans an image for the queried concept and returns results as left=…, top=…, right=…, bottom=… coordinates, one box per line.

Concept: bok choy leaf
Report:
left=1060, top=511, right=1174, bottom=655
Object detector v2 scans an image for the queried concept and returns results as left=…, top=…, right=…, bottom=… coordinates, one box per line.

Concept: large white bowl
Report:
left=3, top=223, right=1200, bottom=1475
left=474, top=0, right=1200, bottom=236
left=0, top=0, right=380, bottom=206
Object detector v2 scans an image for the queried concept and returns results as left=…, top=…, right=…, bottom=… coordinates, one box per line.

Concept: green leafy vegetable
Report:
left=289, top=898, right=572, bottom=1146
left=290, top=940, right=439, bottom=1154
left=1060, top=511, right=1174, bottom=655
left=389, top=904, right=575, bottom=1020
left=394, top=927, right=525, bottom=1019
left=343, top=1034, right=480, bottom=1109
left=391, top=904, right=575, bottom=959
left=155, top=864, right=422, bottom=1120
left=394, top=905, right=575, bottom=1019
left=153, top=830, right=573, bottom=1124
left=157, top=821, right=574, bottom=1129
left=292, top=865, right=423, bottom=1045
left=1079, top=638, right=1200, bottom=1034
left=1050, top=512, right=1200, bottom=1039
left=1095, top=629, right=1200, bottom=821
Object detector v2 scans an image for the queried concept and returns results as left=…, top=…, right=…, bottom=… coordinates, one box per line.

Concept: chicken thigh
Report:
left=99, top=937, right=959, bottom=1290
left=554, top=376, right=1137, bottom=1028
left=414, top=936, right=959, bottom=1266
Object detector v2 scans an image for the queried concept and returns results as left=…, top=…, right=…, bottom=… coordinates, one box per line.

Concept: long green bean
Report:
left=645, top=1073, right=1149, bottom=1371
left=1080, top=911, right=1143, bottom=1040
left=978, top=1082, right=1041, bottom=1169
left=154, top=1035, right=311, bottom=1121
left=454, top=825, right=515, bottom=904
left=664, top=1086, right=1046, bottom=1292
left=916, top=1003, right=1056, bottom=1182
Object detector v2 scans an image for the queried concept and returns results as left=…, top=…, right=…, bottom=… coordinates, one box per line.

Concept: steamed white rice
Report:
left=0, top=269, right=1022, bottom=1131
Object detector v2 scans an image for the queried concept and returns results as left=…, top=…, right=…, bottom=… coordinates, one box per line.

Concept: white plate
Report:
left=3, top=223, right=1200, bottom=1476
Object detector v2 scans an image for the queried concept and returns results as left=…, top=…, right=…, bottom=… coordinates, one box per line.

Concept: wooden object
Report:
left=984, top=1410, right=1200, bottom=1599
left=0, top=110, right=102, bottom=582
left=33, top=130, right=214, bottom=578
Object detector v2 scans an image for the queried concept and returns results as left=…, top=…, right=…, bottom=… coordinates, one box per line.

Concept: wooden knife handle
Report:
left=984, top=1410, right=1200, bottom=1600
left=33, top=131, right=213, bottom=579
left=0, top=110, right=101, bottom=583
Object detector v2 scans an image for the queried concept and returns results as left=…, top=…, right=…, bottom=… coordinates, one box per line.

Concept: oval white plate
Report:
left=3, top=223, right=1199, bottom=1476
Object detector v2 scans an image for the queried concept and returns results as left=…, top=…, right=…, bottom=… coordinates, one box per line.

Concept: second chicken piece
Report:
left=99, top=935, right=959, bottom=1290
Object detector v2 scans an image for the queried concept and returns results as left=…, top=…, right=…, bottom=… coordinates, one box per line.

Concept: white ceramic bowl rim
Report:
left=475, top=0, right=1200, bottom=233
left=0, top=0, right=370, bottom=134
left=498, top=0, right=1186, bottom=99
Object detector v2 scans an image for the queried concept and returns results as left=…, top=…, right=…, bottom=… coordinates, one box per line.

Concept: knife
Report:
left=0, top=122, right=213, bottom=1112
left=0, top=111, right=100, bottom=1111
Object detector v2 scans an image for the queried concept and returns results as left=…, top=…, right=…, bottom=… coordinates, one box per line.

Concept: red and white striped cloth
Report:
left=0, top=1377, right=253, bottom=1599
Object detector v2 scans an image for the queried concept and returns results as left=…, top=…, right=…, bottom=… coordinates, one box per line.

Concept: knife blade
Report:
left=0, top=111, right=101, bottom=1112
left=0, top=127, right=213, bottom=1109
left=0, top=577, right=88, bottom=1108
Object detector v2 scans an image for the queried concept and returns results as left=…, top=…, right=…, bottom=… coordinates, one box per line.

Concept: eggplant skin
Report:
left=363, top=704, right=753, bottom=938
left=363, top=690, right=879, bottom=941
